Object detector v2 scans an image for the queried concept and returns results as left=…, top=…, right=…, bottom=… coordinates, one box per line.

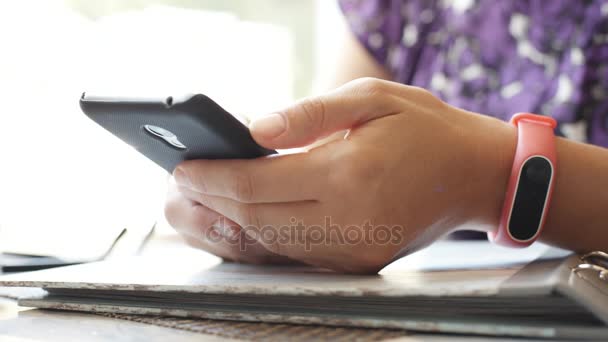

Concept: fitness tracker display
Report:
left=489, top=113, right=557, bottom=247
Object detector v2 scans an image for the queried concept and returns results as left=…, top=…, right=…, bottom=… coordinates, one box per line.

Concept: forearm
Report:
left=470, top=112, right=608, bottom=252
left=539, top=138, right=608, bottom=251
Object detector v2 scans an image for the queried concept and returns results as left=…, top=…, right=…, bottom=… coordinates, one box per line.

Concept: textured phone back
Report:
left=80, top=94, right=276, bottom=173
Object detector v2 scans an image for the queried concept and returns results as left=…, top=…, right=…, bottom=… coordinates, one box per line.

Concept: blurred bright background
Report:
left=0, top=0, right=348, bottom=260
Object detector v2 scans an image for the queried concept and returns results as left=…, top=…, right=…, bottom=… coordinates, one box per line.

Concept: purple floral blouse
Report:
left=339, top=0, right=608, bottom=147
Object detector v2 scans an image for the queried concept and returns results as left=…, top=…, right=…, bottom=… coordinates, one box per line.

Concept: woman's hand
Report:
left=165, top=180, right=300, bottom=265
left=166, top=78, right=516, bottom=273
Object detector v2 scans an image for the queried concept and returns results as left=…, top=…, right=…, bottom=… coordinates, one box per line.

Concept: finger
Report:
left=177, top=186, right=317, bottom=229
left=176, top=186, right=341, bottom=263
left=164, top=193, right=239, bottom=261
left=166, top=192, right=298, bottom=264
left=249, top=78, right=402, bottom=149
left=165, top=182, right=242, bottom=241
left=182, top=233, right=240, bottom=262
left=173, top=153, right=326, bottom=203
left=183, top=235, right=300, bottom=265
left=165, top=189, right=223, bottom=237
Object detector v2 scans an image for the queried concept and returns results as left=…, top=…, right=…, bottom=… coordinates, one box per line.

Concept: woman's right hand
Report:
left=164, top=180, right=298, bottom=265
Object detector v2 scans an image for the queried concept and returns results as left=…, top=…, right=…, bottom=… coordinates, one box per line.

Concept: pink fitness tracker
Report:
left=489, top=113, right=557, bottom=248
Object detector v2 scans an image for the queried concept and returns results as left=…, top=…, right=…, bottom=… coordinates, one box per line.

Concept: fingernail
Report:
left=208, top=227, right=221, bottom=240
left=173, top=167, right=191, bottom=188
left=250, top=113, right=285, bottom=139
left=215, top=224, right=241, bottom=240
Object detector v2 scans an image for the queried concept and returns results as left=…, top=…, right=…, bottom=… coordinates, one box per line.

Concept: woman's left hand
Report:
left=171, top=78, right=515, bottom=273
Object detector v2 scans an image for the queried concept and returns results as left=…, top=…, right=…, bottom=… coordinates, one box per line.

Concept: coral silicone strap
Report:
left=489, top=113, right=557, bottom=247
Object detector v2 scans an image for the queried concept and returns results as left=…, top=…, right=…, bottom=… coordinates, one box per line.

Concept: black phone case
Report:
left=80, top=93, right=276, bottom=173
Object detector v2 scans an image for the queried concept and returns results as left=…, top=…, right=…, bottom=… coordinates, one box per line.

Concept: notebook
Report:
left=1, top=242, right=607, bottom=340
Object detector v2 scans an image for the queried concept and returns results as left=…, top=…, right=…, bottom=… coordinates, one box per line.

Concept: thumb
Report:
left=249, top=79, right=398, bottom=149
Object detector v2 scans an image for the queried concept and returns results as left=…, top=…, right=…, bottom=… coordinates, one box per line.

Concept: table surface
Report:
left=0, top=301, right=231, bottom=342
left=0, top=298, right=552, bottom=342
left=0, top=232, right=559, bottom=342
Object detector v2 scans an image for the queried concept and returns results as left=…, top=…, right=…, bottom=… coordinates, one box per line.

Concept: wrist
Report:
left=457, top=111, right=517, bottom=232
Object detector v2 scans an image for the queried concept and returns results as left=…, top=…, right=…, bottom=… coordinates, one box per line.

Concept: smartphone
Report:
left=80, top=93, right=276, bottom=173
